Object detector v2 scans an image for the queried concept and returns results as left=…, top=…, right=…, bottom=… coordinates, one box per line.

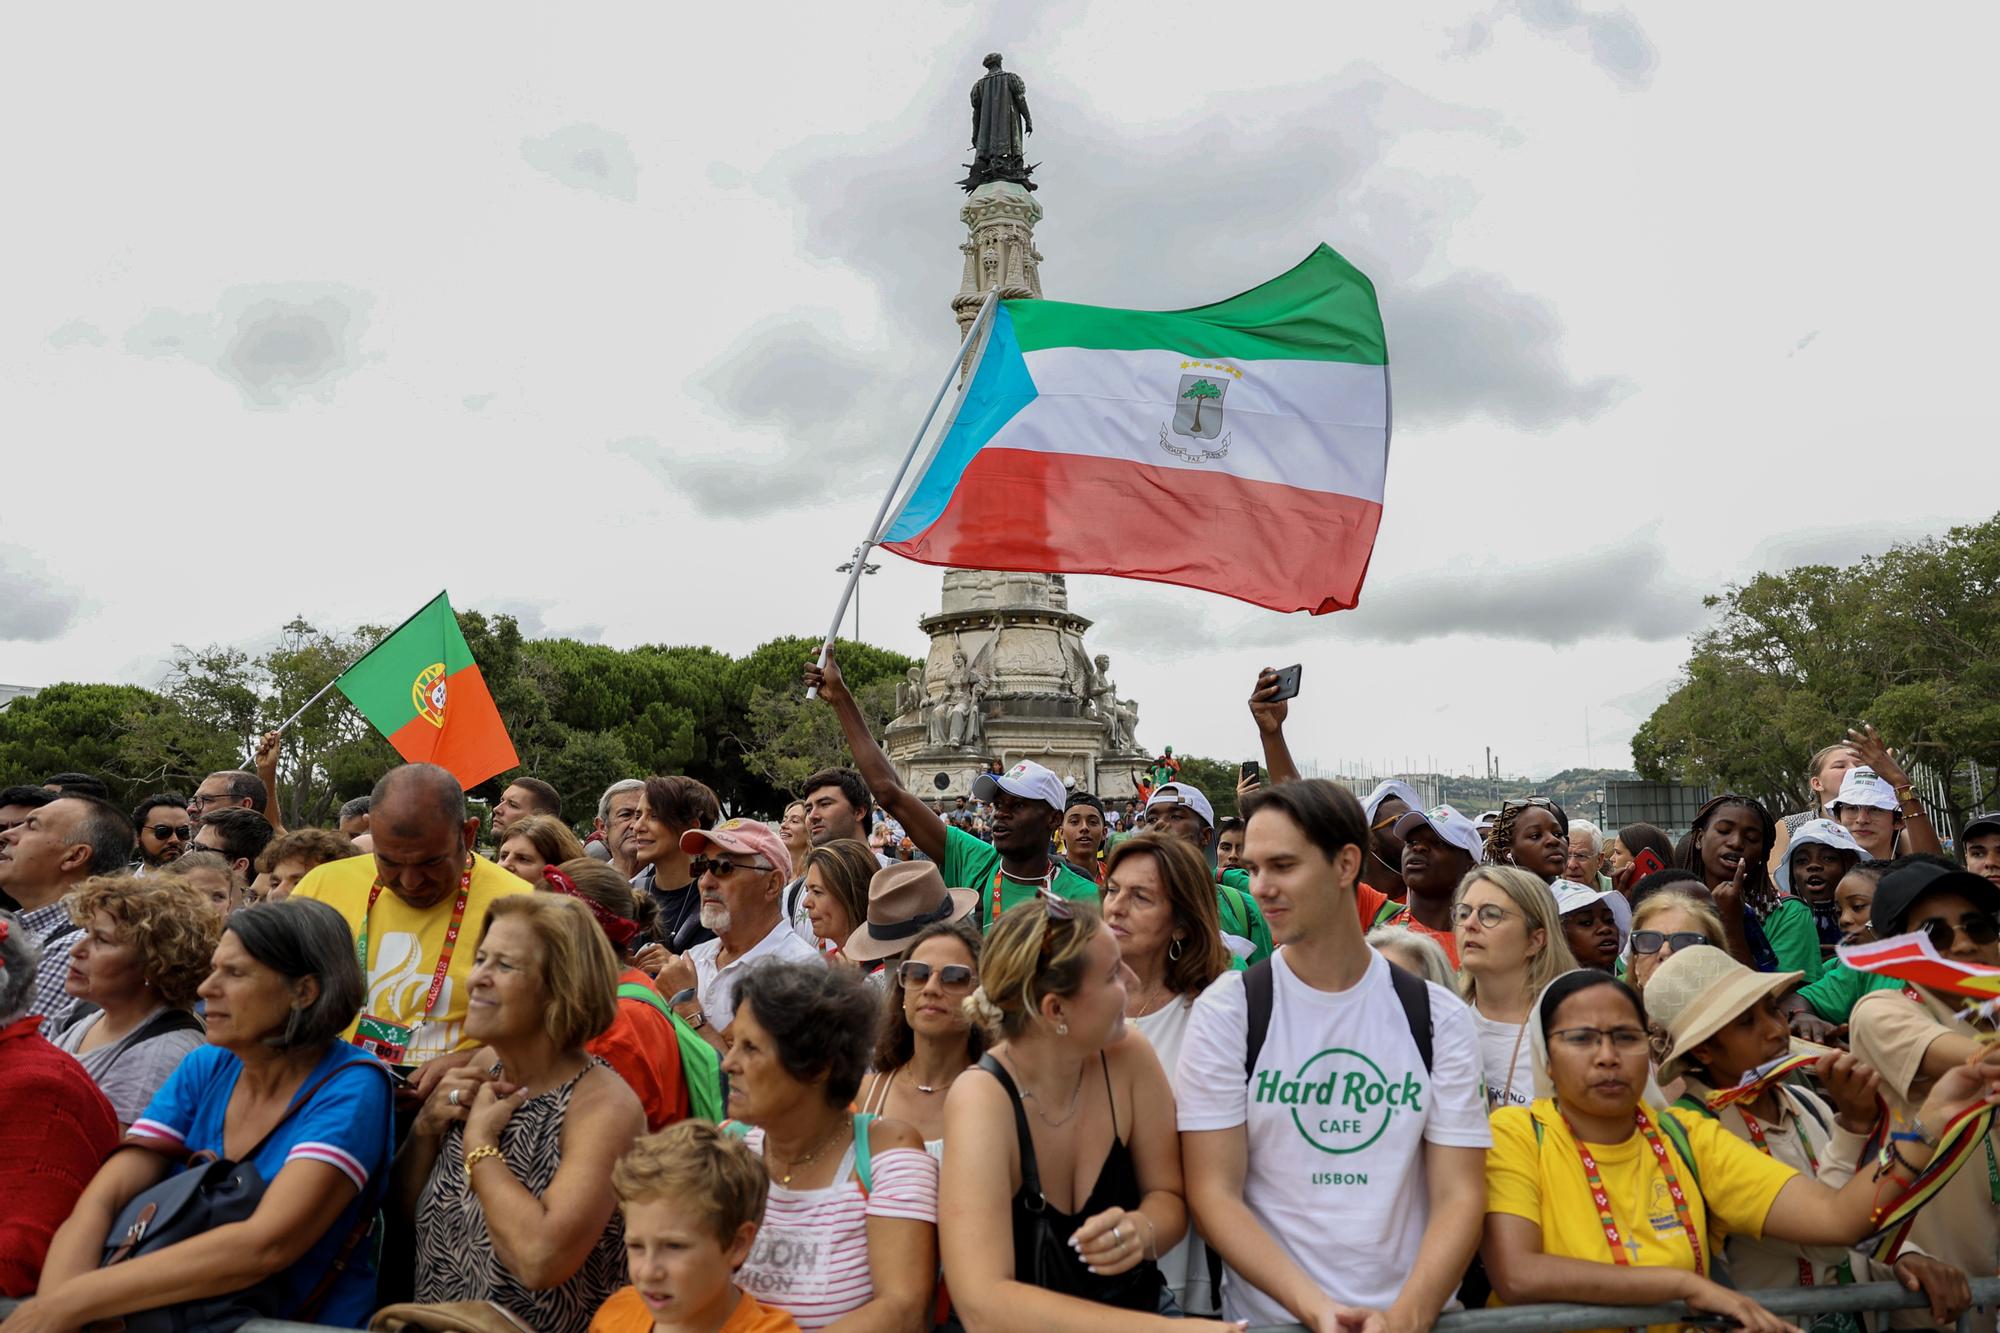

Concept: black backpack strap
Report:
left=1386, top=959, right=1434, bottom=1075
left=1242, top=959, right=1274, bottom=1081
left=129, top=1007, right=205, bottom=1043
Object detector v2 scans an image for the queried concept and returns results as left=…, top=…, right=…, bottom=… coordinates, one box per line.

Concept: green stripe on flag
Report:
left=1006, top=243, right=1386, bottom=365
left=335, top=592, right=473, bottom=732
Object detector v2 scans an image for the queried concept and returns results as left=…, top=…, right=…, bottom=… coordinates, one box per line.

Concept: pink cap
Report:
left=678, top=817, right=794, bottom=879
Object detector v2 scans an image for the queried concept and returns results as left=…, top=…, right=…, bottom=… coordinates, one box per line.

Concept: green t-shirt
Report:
left=1761, top=896, right=1825, bottom=984
left=1798, top=960, right=1904, bottom=1024
left=1215, top=867, right=1273, bottom=969
left=943, top=825, right=1099, bottom=927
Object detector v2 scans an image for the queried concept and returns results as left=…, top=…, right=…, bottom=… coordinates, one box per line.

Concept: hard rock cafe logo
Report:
left=1253, top=1047, right=1424, bottom=1155
left=412, top=663, right=448, bottom=728
left=1159, top=358, right=1239, bottom=464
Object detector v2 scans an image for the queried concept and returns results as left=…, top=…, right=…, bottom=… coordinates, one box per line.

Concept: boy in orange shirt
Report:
left=590, top=1122, right=797, bottom=1333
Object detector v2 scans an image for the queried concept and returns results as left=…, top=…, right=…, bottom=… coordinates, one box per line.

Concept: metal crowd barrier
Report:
left=8, top=1280, right=2000, bottom=1331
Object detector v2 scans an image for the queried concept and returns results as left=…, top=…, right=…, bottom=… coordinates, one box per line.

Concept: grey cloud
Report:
left=699, top=64, right=1613, bottom=519
left=0, top=545, right=83, bottom=642
left=48, top=319, right=105, bottom=349
left=1458, top=1, right=1659, bottom=90
left=479, top=598, right=605, bottom=644
left=1748, top=518, right=1952, bottom=574
left=1085, top=531, right=1707, bottom=659
left=522, top=125, right=638, bottom=202
left=124, top=284, right=372, bottom=408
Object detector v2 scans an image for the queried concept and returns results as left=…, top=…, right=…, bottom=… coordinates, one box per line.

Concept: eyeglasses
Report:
left=1913, top=913, right=2000, bottom=952
left=146, top=823, right=194, bottom=841
left=898, top=961, right=975, bottom=989
left=1631, top=929, right=1709, bottom=956
left=1451, top=902, right=1518, bottom=929
left=1549, top=1026, right=1649, bottom=1052
left=691, top=856, right=770, bottom=880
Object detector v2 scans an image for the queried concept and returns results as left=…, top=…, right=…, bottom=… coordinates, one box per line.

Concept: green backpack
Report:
left=618, top=982, right=726, bottom=1123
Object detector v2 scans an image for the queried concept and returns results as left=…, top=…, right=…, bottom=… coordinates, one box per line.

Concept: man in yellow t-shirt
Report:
left=293, top=764, right=532, bottom=1082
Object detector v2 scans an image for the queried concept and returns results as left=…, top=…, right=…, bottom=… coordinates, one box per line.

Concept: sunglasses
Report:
left=1631, top=929, right=1709, bottom=956
left=1912, top=912, right=2000, bottom=952
left=146, top=823, right=194, bottom=841
left=1038, top=885, right=1076, bottom=957
left=1451, top=902, right=1518, bottom=929
left=897, top=961, right=975, bottom=989
left=691, top=855, right=770, bottom=880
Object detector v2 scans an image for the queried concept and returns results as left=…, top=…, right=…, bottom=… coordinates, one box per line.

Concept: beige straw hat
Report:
left=1645, top=944, right=1801, bottom=1082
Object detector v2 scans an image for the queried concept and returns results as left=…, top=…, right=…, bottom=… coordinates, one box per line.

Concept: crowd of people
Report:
left=4, top=653, right=2000, bottom=1333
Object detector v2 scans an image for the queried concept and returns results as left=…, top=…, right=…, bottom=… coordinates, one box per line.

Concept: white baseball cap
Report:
left=1146, top=782, right=1215, bottom=829
left=1776, top=818, right=1866, bottom=896
left=971, top=760, right=1068, bottom=813
left=1552, top=878, right=1632, bottom=945
left=1833, top=766, right=1899, bottom=813
left=1391, top=803, right=1485, bottom=864
left=1362, top=779, right=1425, bottom=823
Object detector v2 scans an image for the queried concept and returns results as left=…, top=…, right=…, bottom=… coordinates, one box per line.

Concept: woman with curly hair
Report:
left=50, top=873, right=221, bottom=1126
left=1482, top=798, right=1570, bottom=884
left=497, top=813, right=589, bottom=887
left=1679, top=794, right=1819, bottom=980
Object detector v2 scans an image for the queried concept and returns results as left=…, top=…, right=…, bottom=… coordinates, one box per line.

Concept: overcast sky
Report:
left=5, top=2, right=1996, bottom=783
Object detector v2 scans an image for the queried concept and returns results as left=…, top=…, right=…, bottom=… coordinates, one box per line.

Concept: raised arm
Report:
left=253, top=730, right=285, bottom=834
left=805, top=646, right=949, bottom=862
left=1248, top=669, right=1301, bottom=787
left=1845, top=725, right=1943, bottom=857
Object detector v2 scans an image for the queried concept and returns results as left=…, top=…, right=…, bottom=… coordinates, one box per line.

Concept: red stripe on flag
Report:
left=386, top=665, right=518, bottom=789
left=883, top=448, right=1383, bottom=614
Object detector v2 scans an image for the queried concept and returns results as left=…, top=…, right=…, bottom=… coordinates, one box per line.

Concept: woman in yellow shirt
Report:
left=1482, top=970, right=2000, bottom=1333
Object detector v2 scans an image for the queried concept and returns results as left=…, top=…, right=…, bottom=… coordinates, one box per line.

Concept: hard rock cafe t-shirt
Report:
left=1173, top=949, right=1490, bottom=1325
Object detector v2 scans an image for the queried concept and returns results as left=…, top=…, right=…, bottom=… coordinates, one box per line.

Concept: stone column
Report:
left=952, top=182, right=1043, bottom=342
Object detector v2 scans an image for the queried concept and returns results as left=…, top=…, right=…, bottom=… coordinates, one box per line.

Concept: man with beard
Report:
left=130, top=792, right=192, bottom=871
left=805, top=647, right=1096, bottom=923
left=658, top=818, right=818, bottom=1050
left=1363, top=804, right=1482, bottom=965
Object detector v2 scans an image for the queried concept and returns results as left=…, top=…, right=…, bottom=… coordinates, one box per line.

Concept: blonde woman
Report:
left=1455, top=866, right=1578, bottom=1111
left=1626, top=887, right=1726, bottom=1001
left=496, top=813, right=588, bottom=887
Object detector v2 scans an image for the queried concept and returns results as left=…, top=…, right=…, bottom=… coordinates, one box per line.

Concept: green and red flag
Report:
left=336, top=592, right=518, bottom=787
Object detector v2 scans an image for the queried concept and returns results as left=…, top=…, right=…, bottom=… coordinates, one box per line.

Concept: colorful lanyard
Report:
left=1558, top=1106, right=1705, bottom=1277
left=1738, top=1103, right=1817, bottom=1287
left=990, top=863, right=1055, bottom=922
left=356, top=861, right=473, bottom=1024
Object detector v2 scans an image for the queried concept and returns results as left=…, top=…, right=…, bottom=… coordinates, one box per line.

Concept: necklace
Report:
left=1010, top=1054, right=1087, bottom=1127
left=768, top=1119, right=850, bottom=1187
left=1128, top=974, right=1171, bottom=1018
left=911, top=1068, right=960, bottom=1095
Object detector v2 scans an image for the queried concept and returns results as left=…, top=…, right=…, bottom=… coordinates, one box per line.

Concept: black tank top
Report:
left=979, top=1053, right=1165, bottom=1312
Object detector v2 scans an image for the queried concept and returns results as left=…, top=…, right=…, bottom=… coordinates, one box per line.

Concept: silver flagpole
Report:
left=271, top=673, right=344, bottom=737
left=806, top=287, right=1000, bottom=699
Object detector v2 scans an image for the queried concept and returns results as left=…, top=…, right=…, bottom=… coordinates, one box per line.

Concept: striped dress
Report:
left=735, top=1123, right=939, bottom=1329
left=414, top=1059, right=626, bottom=1333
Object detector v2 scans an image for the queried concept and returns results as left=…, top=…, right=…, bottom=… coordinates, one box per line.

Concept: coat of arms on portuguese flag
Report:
left=336, top=591, right=519, bottom=787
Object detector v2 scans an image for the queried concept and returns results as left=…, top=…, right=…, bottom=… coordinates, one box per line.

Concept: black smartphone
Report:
left=1267, top=663, right=1303, bottom=702
left=1240, top=760, right=1260, bottom=782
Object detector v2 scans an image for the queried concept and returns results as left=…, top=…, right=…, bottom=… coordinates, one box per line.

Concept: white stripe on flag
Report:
left=1022, top=347, right=1388, bottom=431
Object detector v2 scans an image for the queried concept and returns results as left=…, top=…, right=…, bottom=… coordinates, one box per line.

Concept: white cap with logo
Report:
left=1146, top=782, right=1216, bottom=829
left=1390, top=803, right=1485, bottom=863
left=971, top=760, right=1068, bottom=813
left=1833, top=766, right=1899, bottom=812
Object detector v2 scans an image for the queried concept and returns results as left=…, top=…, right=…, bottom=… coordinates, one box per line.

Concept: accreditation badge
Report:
left=354, top=1013, right=414, bottom=1064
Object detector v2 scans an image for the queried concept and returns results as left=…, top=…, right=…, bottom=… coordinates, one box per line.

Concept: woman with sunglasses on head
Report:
left=1846, top=856, right=2000, bottom=1285
left=1100, top=833, right=1232, bottom=1318
left=858, top=918, right=986, bottom=1155
left=1484, top=798, right=1571, bottom=885
left=1482, top=969, right=2000, bottom=1333
left=1456, top=866, right=1579, bottom=1111
left=1681, top=793, right=1824, bottom=983
left=1645, top=945, right=1973, bottom=1322
left=943, top=896, right=1230, bottom=1331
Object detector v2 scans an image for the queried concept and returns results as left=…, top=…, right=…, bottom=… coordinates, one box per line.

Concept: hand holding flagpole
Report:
left=807, top=288, right=1000, bottom=699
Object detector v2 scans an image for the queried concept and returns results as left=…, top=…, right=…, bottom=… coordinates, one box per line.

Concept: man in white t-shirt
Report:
left=659, top=818, right=823, bottom=1044
left=1176, top=779, right=1489, bottom=1332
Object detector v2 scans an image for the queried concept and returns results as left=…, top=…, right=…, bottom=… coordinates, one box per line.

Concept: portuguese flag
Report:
left=336, top=592, right=519, bottom=787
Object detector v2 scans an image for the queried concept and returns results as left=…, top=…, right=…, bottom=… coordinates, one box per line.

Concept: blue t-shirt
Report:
left=130, top=1042, right=395, bottom=1327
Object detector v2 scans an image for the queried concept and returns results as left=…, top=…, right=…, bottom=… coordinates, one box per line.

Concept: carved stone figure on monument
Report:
left=1115, top=696, right=1141, bottom=753
left=960, top=53, right=1035, bottom=193
left=1087, top=652, right=1129, bottom=748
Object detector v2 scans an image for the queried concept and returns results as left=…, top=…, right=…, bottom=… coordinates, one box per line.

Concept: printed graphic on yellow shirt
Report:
left=1647, top=1177, right=1683, bottom=1236
left=1254, top=1048, right=1424, bottom=1154
left=365, top=930, right=465, bottom=1058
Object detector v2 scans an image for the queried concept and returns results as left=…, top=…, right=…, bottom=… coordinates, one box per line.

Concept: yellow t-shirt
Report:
left=1488, top=1099, right=1795, bottom=1287
left=292, top=852, right=532, bottom=1065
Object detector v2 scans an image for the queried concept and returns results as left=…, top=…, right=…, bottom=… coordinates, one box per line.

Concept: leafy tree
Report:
left=1170, top=755, right=1245, bottom=821
left=1634, top=513, right=2000, bottom=828
left=0, top=683, right=236, bottom=804
left=1181, top=378, right=1222, bottom=432
left=728, top=637, right=919, bottom=812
